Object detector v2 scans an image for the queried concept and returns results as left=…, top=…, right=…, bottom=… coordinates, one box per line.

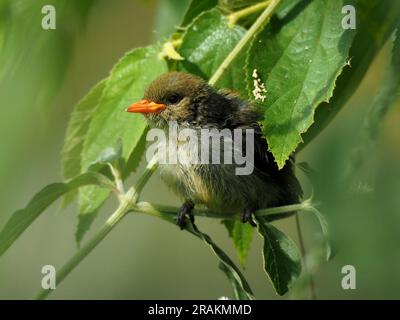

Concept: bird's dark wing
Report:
left=247, top=123, right=303, bottom=205
left=218, top=89, right=303, bottom=205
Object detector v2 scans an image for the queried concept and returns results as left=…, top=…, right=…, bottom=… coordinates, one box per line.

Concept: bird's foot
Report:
left=176, top=200, right=195, bottom=230
left=241, top=207, right=257, bottom=227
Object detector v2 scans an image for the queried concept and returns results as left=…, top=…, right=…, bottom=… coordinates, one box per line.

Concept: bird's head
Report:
left=126, top=72, right=258, bottom=129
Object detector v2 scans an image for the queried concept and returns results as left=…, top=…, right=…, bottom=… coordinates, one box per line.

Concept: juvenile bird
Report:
left=127, top=72, right=302, bottom=228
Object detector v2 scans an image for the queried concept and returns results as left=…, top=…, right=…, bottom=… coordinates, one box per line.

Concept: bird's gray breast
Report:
left=157, top=126, right=276, bottom=213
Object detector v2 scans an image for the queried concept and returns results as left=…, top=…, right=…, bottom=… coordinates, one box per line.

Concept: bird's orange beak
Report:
left=126, top=99, right=166, bottom=114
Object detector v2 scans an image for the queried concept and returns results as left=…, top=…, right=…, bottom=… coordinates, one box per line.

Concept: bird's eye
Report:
left=165, top=93, right=182, bottom=104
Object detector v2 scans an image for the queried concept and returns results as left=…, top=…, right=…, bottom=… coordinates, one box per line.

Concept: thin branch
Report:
left=208, top=0, right=281, bottom=86
left=228, top=1, right=271, bottom=28
left=34, top=158, right=158, bottom=300
left=133, top=197, right=314, bottom=220
left=107, top=163, right=125, bottom=196
left=295, top=213, right=317, bottom=300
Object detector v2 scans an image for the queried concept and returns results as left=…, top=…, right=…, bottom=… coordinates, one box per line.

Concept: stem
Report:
left=228, top=1, right=270, bottom=28
left=134, top=156, right=159, bottom=193
left=34, top=158, right=158, bottom=300
left=295, top=213, right=317, bottom=300
left=107, top=163, right=125, bottom=195
left=208, top=0, right=281, bottom=86
left=171, top=38, right=182, bottom=47
left=133, top=197, right=314, bottom=220
left=35, top=199, right=130, bottom=300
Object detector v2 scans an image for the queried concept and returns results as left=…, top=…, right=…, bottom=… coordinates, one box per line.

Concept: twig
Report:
left=228, top=1, right=271, bottom=28
left=208, top=0, right=281, bottom=86
left=133, top=197, right=314, bottom=220
left=295, top=213, right=317, bottom=300
left=34, top=157, right=159, bottom=300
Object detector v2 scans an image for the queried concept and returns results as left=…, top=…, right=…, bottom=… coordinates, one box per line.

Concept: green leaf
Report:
left=309, top=207, right=331, bottom=261
left=246, top=0, right=355, bottom=168
left=86, top=141, right=123, bottom=172
left=182, top=0, right=218, bottom=26
left=178, top=9, right=246, bottom=90
left=256, top=219, right=301, bottom=295
left=393, top=28, right=400, bottom=73
left=220, top=0, right=301, bottom=30
left=218, top=49, right=250, bottom=97
left=301, top=0, right=400, bottom=148
left=153, top=0, right=192, bottom=40
left=275, top=0, right=302, bottom=19
left=348, top=27, right=400, bottom=181
left=62, top=80, right=107, bottom=180
left=219, top=0, right=260, bottom=11
left=61, top=80, right=107, bottom=208
left=0, top=1, right=97, bottom=207
left=222, top=219, right=254, bottom=267
left=76, top=132, right=147, bottom=245
left=362, top=28, right=400, bottom=137
left=77, top=45, right=167, bottom=243
left=218, top=262, right=250, bottom=300
left=289, top=244, right=325, bottom=299
left=0, top=172, right=113, bottom=257
left=188, top=223, right=254, bottom=300
left=82, top=46, right=165, bottom=170
left=123, top=126, right=149, bottom=178
left=75, top=142, right=126, bottom=245
left=0, top=1, right=96, bottom=111
left=75, top=143, right=124, bottom=244
left=76, top=187, right=110, bottom=244
left=138, top=207, right=254, bottom=300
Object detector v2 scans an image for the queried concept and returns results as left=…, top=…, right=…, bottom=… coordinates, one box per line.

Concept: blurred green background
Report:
left=0, top=0, right=399, bottom=299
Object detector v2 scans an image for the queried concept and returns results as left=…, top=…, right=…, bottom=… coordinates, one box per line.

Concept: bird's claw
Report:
left=176, top=201, right=195, bottom=230
left=241, top=208, right=257, bottom=227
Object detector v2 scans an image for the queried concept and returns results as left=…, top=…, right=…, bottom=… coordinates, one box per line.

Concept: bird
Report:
left=126, top=72, right=302, bottom=229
